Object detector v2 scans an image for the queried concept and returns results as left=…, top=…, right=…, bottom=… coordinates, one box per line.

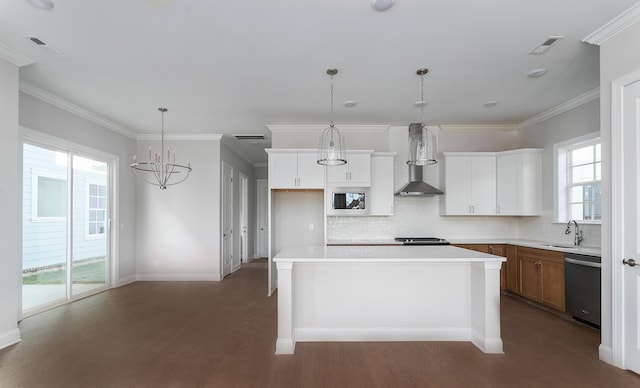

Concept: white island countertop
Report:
left=274, top=244, right=506, bottom=263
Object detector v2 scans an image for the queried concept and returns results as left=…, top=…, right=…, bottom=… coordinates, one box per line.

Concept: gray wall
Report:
left=19, top=92, right=138, bottom=284
left=0, top=58, right=20, bottom=349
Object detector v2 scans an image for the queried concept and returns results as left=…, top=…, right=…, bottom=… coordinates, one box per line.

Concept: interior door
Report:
left=222, top=162, right=233, bottom=277
left=239, top=173, right=248, bottom=266
left=623, top=79, right=640, bottom=373
left=257, top=179, right=268, bottom=258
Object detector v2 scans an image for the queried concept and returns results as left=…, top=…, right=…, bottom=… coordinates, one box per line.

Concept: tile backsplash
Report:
left=327, top=198, right=601, bottom=248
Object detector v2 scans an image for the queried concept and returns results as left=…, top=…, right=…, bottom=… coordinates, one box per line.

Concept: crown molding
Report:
left=267, top=124, right=390, bottom=133
left=137, top=133, right=223, bottom=141
left=439, top=124, right=517, bottom=132
left=517, top=88, right=600, bottom=130
left=582, top=2, right=640, bottom=45
left=0, top=42, right=34, bottom=67
left=20, top=81, right=138, bottom=139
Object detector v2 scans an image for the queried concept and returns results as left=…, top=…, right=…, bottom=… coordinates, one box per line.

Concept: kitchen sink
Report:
left=539, top=243, right=577, bottom=250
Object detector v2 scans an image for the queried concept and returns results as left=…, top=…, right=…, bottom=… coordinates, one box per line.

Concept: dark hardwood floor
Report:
left=1, top=259, right=638, bottom=387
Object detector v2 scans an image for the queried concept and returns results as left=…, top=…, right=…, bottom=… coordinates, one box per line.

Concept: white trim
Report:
left=582, top=2, right=640, bottom=46
left=137, top=133, right=223, bottom=141
left=600, top=344, right=614, bottom=365
left=267, top=124, right=390, bottom=133
left=439, top=124, right=517, bottom=132
left=117, top=274, right=136, bottom=287
left=0, top=328, right=21, bottom=350
left=0, top=42, right=34, bottom=67
left=518, top=88, right=600, bottom=129
left=609, top=69, right=640, bottom=368
left=19, top=81, right=138, bottom=139
left=294, top=327, right=471, bottom=343
left=136, top=274, right=221, bottom=281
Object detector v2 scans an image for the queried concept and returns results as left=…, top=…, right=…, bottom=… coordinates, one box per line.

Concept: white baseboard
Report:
left=471, top=329, right=504, bottom=354
left=136, top=274, right=221, bottom=281
left=116, top=275, right=136, bottom=287
left=294, top=327, right=471, bottom=343
left=275, top=338, right=296, bottom=355
left=0, top=328, right=21, bottom=350
left=599, top=344, right=615, bottom=366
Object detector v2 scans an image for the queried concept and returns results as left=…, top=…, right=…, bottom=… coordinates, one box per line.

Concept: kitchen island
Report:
left=273, top=245, right=506, bottom=355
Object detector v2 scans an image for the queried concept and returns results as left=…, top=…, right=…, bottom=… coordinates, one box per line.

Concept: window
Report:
left=32, top=173, right=67, bottom=220
left=555, top=134, right=601, bottom=222
left=88, top=183, right=107, bottom=236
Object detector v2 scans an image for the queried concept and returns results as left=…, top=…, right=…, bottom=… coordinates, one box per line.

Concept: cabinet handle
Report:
left=471, top=205, right=475, bottom=213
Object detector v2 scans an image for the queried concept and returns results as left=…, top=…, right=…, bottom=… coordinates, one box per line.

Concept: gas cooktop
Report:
left=394, top=237, right=450, bottom=246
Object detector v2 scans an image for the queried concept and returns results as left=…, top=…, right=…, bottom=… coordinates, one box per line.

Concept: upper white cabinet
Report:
left=443, top=149, right=542, bottom=216
left=444, top=153, right=496, bottom=215
left=267, top=149, right=325, bottom=189
left=326, top=150, right=373, bottom=187
left=496, top=149, right=542, bottom=216
left=369, top=153, right=396, bottom=216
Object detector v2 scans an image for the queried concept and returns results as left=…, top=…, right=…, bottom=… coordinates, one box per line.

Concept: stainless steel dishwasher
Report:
left=564, top=252, right=601, bottom=328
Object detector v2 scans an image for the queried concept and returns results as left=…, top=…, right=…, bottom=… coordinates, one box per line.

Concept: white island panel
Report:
left=274, top=245, right=505, bottom=355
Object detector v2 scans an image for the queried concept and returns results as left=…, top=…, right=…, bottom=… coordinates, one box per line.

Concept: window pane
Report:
left=594, top=183, right=601, bottom=202
left=572, top=145, right=594, bottom=165
left=570, top=204, right=584, bottom=221
left=89, top=211, right=97, bottom=222
left=89, top=223, right=96, bottom=235
left=595, top=162, right=601, bottom=180
left=594, top=201, right=601, bottom=220
left=89, top=184, right=97, bottom=196
left=38, top=176, right=67, bottom=217
left=595, top=144, right=601, bottom=162
left=98, top=198, right=107, bottom=209
left=572, top=165, right=594, bottom=183
left=89, top=197, right=98, bottom=208
left=97, top=211, right=105, bottom=221
left=571, top=186, right=583, bottom=202
left=99, top=185, right=107, bottom=196
left=583, top=203, right=592, bottom=220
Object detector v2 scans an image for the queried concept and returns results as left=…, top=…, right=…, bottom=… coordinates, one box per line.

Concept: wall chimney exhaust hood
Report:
left=395, top=164, right=443, bottom=196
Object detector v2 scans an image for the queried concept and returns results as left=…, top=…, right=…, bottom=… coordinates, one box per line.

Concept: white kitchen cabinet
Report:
left=443, top=153, right=496, bottom=215
left=369, top=152, right=395, bottom=216
left=326, top=150, right=373, bottom=187
left=496, top=149, right=542, bottom=216
left=267, top=149, right=325, bottom=189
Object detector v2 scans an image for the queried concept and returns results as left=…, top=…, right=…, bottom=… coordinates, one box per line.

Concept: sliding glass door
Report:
left=22, top=142, right=110, bottom=315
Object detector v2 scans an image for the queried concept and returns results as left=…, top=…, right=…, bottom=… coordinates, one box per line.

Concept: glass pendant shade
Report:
left=317, top=124, right=347, bottom=166
left=407, top=123, right=438, bottom=165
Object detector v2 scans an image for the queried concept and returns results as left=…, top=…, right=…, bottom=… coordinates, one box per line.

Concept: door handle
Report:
left=623, top=258, right=637, bottom=267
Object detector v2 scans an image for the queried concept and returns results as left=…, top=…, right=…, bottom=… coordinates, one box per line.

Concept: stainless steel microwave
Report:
left=327, top=188, right=369, bottom=215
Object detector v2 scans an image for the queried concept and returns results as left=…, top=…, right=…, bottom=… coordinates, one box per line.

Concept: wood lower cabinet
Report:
left=517, top=247, right=565, bottom=311
left=454, top=244, right=489, bottom=253
left=505, top=245, right=518, bottom=293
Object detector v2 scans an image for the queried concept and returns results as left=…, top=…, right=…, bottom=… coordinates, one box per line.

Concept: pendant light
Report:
left=317, top=69, right=347, bottom=166
left=408, top=68, right=438, bottom=165
left=130, top=107, right=192, bottom=189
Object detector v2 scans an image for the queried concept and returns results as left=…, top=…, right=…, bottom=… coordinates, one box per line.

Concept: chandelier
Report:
left=317, top=68, right=347, bottom=166
left=131, top=107, right=192, bottom=189
left=408, top=68, right=438, bottom=165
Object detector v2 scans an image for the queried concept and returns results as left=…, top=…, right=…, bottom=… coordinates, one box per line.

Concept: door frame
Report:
left=610, top=68, right=640, bottom=368
left=20, top=127, right=119, bottom=317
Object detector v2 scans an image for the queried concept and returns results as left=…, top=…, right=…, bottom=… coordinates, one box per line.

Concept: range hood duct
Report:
left=395, top=164, right=443, bottom=196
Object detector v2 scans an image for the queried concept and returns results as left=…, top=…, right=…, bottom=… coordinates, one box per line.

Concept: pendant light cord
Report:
left=329, top=72, right=335, bottom=128
left=420, top=72, right=425, bottom=127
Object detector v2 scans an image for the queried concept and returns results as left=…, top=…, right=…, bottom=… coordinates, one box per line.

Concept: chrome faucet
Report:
left=565, top=220, right=583, bottom=246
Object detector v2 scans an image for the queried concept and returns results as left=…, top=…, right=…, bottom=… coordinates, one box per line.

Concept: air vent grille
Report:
left=234, top=134, right=266, bottom=141
left=528, top=36, right=564, bottom=55
left=26, top=35, right=63, bottom=54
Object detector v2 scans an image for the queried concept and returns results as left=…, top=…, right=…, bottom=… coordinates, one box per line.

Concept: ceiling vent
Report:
left=528, top=36, right=564, bottom=55
left=26, top=36, right=62, bottom=54
left=233, top=134, right=266, bottom=141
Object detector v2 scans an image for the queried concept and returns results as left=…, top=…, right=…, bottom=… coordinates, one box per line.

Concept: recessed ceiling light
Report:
left=484, top=100, right=498, bottom=107
left=528, top=68, right=547, bottom=78
left=344, top=100, right=357, bottom=108
left=371, top=0, right=395, bottom=11
left=413, top=100, right=426, bottom=108
left=27, top=0, right=54, bottom=9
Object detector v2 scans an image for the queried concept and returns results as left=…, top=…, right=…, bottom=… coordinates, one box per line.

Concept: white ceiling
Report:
left=1, top=0, right=637, bottom=164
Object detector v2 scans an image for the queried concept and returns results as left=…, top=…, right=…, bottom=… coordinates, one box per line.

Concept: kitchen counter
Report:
left=450, top=239, right=601, bottom=257
left=273, top=245, right=505, bottom=355
left=326, top=239, right=402, bottom=246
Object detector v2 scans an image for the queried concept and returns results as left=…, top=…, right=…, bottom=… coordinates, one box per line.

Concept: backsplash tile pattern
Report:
left=327, top=197, right=520, bottom=240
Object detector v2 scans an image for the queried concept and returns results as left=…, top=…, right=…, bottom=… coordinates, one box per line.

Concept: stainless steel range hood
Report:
left=395, top=164, right=443, bottom=196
